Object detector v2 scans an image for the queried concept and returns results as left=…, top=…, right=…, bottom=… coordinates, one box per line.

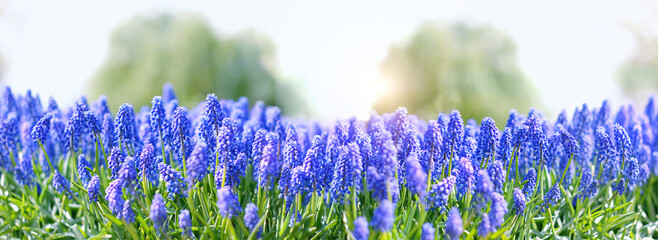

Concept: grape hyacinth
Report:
left=77, top=154, right=91, bottom=186
left=512, top=188, right=526, bottom=215
left=179, top=209, right=192, bottom=238
left=427, top=175, right=456, bottom=211
left=217, top=186, right=242, bottom=218
left=53, top=170, right=74, bottom=197
left=150, top=194, right=167, bottom=232
left=87, top=175, right=100, bottom=203
left=244, top=203, right=259, bottom=231
left=353, top=216, right=369, bottom=240
left=422, top=222, right=435, bottom=240
left=371, top=200, right=394, bottom=232
left=446, top=208, right=463, bottom=240
left=158, top=162, right=187, bottom=198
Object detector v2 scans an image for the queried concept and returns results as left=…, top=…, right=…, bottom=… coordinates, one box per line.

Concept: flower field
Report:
left=1, top=84, right=658, bottom=239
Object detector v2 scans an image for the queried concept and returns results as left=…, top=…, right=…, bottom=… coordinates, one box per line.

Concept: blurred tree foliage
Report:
left=617, top=33, right=658, bottom=103
left=88, top=13, right=303, bottom=113
left=374, top=22, right=541, bottom=126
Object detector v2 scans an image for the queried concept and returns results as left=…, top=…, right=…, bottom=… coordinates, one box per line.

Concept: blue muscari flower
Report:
left=77, top=154, right=91, bottom=186
left=639, top=163, right=650, bottom=185
left=558, top=127, right=579, bottom=156
left=106, top=179, right=124, bottom=218
left=613, top=178, right=626, bottom=195
left=488, top=159, right=505, bottom=193
left=478, top=214, right=491, bottom=237
left=646, top=96, right=656, bottom=121
left=302, top=135, right=326, bottom=190
left=21, top=90, right=42, bottom=124
left=289, top=165, right=307, bottom=197
left=217, top=186, right=242, bottom=218
left=522, top=168, right=537, bottom=198
left=422, top=120, right=443, bottom=178
left=249, top=101, right=266, bottom=127
left=244, top=203, right=259, bottom=231
left=31, top=113, right=53, bottom=142
left=353, top=216, right=369, bottom=240
left=1, top=86, right=18, bottom=119
left=16, top=158, right=35, bottom=186
left=623, top=157, right=639, bottom=188
left=265, top=106, right=281, bottom=131
left=92, top=95, right=111, bottom=118
left=205, top=94, right=222, bottom=128
left=445, top=110, right=464, bottom=162
left=218, top=152, right=247, bottom=188
left=578, top=135, right=594, bottom=168
left=162, top=83, right=177, bottom=103
left=460, top=124, right=477, bottom=164
left=330, top=143, right=363, bottom=202
left=150, top=193, right=167, bottom=232
left=629, top=123, right=643, bottom=150
left=613, top=124, right=632, bottom=162
left=371, top=200, right=394, bottom=232
left=218, top=117, right=239, bottom=162
left=149, top=96, right=167, bottom=140
left=405, top=154, right=427, bottom=197
left=87, top=175, right=100, bottom=203
left=523, top=114, right=548, bottom=166
left=555, top=109, right=568, bottom=128
left=0, top=113, right=19, bottom=150
left=84, top=110, right=101, bottom=134
left=102, top=113, right=115, bottom=153
left=122, top=200, right=135, bottom=223
left=114, top=103, right=138, bottom=151
left=158, top=162, right=187, bottom=199
left=170, top=107, right=192, bottom=162
left=53, top=170, right=74, bottom=197
left=593, top=100, right=611, bottom=128
left=446, top=208, right=463, bottom=240
left=138, top=143, right=159, bottom=186
left=179, top=209, right=192, bottom=237
left=367, top=166, right=399, bottom=203
left=427, top=175, right=456, bottom=212
left=488, top=192, right=508, bottom=229
left=108, top=146, right=124, bottom=180
left=475, top=170, right=493, bottom=197
left=251, top=129, right=268, bottom=177
left=541, top=183, right=561, bottom=211
left=258, top=132, right=279, bottom=188
left=505, top=109, right=520, bottom=133
left=422, top=222, right=435, bottom=240
left=119, top=156, right=137, bottom=189
left=187, top=141, right=209, bottom=186
left=579, top=168, right=593, bottom=195
left=475, top=117, right=499, bottom=166
left=455, top=157, right=474, bottom=198
left=512, top=188, right=526, bottom=215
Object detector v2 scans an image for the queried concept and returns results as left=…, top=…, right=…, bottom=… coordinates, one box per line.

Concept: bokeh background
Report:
left=1, top=0, right=658, bottom=124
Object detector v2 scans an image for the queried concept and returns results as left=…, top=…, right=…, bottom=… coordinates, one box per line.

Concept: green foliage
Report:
left=617, top=34, right=658, bottom=102
left=87, top=13, right=303, bottom=113
left=375, top=22, right=542, bottom=125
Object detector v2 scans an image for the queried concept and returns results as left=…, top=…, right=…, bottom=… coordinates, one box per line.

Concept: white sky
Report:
left=2, top=0, right=658, bottom=119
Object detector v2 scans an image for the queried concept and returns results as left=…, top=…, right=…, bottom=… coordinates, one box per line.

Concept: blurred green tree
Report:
left=88, top=13, right=303, bottom=114
left=374, top=22, right=542, bottom=125
left=617, top=32, right=658, bottom=103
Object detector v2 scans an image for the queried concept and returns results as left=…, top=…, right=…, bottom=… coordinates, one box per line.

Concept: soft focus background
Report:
left=1, top=0, right=658, bottom=124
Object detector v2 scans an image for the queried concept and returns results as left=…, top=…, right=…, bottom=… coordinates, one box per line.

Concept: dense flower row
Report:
left=0, top=84, right=657, bottom=239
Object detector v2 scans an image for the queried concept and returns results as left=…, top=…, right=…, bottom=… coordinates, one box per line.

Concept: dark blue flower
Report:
left=475, top=117, right=499, bottom=165
left=77, top=154, right=91, bottom=186
left=427, top=175, right=456, bottom=212
left=478, top=214, right=491, bottom=237
left=138, top=143, right=159, bottom=186
left=53, top=170, right=74, bottom=197
left=187, top=142, right=209, bottom=186
left=158, top=162, right=187, bottom=199
left=613, top=178, right=626, bottom=195
left=488, top=192, right=508, bottom=229
left=170, top=107, right=192, bottom=162
left=512, top=188, right=526, bottom=215
left=162, top=83, right=177, bottom=103
left=623, top=157, right=639, bottom=188
left=422, top=120, right=443, bottom=179
left=422, top=222, right=435, bottom=240
left=488, top=159, right=505, bottom=194
left=353, top=216, right=369, bottom=240
left=150, top=193, right=167, bottom=231
left=31, top=113, right=53, bottom=142
left=330, top=143, right=363, bottom=202
left=455, top=157, right=475, bottom=198
left=475, top=170, right=493, bottom=197
left=149, top=96, right=166, bottom=140
left=522, top=168, right=537, bottom=198
left=179, top=209, right=192, bottom=237
left=405, top=154, right=427, bottom=197
left=371, top=200, right=394, bottom=232
left=118, top=156, right=137, bottom=189
left=106, top=179, right=124, bottom=218
left=244, top=203, right=259, bottom=231
left=445, top=110, right=464, bottom=162
left=446, top=208, right=463, bottom=240
left=87, top=175, right=100, bottom=203
left=114, top=103, right=138, bottom=151
left=541, top=183, right=561, bottom=211
left=217, top=186, right=242, bottom=218
left=122, top=200, right=135, bottom=223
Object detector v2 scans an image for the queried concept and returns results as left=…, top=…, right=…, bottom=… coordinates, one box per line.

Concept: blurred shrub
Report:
left=618, top=33, right=658, bottom=103
left=88, top=13, right=303, bottom=113
left=374, top=22, right=542, bottom=125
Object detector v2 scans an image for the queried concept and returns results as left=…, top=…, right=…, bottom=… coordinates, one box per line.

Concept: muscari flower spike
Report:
left=512, top=188, right=526, bottom=215
left=158, top=162, right=187, bottom=199
left=478, top=214, right=491, bottom=237
left=77, top=154, right=91, bottom=186
left=244, top=203, right=259, bottom=231
left=353, top=216, right=369, bottom=240
left=106, top=179, right=124, bottom=218
left=179, top=209, right=192, bottom=238
left=405, top=154, right=427, bottom=198
left=53, top=170, right=74, bottom=197
left=427, top=175, right=456, bottom=212
left=371, top=200, right=394, bottom=232
left=446, top=208, right=463, bottom=240
left=522, top=168, right=537, bottom=198
left=217, top=186, right=242, bottom=218
left=150, top=194, right=167, bottom=232
left=87, top=175, right=100, bottom=203
left=422, top=222, right=435, bottom=240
